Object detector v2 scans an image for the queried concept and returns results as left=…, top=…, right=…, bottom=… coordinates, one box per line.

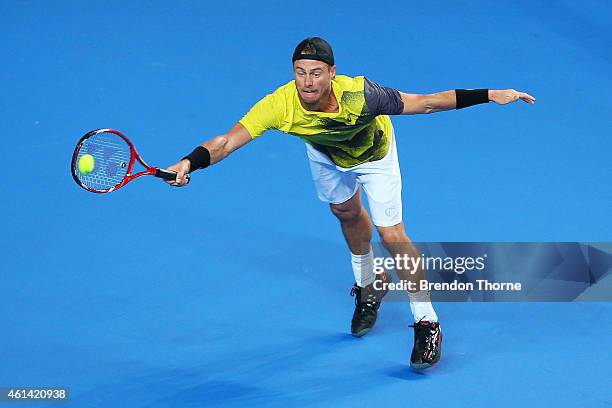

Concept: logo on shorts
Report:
left=385, top=207, right=397, bottom=218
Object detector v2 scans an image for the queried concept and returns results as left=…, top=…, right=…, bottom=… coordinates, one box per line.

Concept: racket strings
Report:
left=75, top=131, right=132, bottom=191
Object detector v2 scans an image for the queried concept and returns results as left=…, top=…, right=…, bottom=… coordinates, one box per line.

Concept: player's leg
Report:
left=375, top=223, right=438, bottom=322
left=306, top=143, right=372, bottom=276
left=329, top=187, right=372, bottom=256
left=329, top=191, right=390, bottom=337
left=375, top=222, right=442, bottom=369
left=306, top=145, right=388, bottom=337
left=356, top=132, right=442, bottom=369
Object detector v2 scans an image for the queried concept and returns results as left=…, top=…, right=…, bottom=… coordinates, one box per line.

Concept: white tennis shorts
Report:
left=306, top=130, right=402, bottom=227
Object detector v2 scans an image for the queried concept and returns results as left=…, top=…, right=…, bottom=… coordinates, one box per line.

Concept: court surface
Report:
left=1, top=1, right=611, bottom=406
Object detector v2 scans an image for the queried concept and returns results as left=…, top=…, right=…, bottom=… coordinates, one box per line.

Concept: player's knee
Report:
left=379, top=226, right=407, bottom=246
left=330, top=204, right=361, bottom=223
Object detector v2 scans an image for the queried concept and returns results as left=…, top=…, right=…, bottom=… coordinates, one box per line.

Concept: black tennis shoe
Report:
left=350, top=272, right=390, bottom=337
left=409, top=319, right=442, bottom=370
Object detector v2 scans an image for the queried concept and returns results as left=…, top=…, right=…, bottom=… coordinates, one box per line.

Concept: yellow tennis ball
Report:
left=78, top=154, right=95, bottom=175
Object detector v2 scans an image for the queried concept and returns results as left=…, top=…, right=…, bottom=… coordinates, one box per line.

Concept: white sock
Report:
left=408, top=291, right=438, bottom=322
left=351, top=247, right=375, bottom=287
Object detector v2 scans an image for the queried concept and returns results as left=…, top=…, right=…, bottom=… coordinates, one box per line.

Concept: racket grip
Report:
left=154, top=168, right=188, bottom=181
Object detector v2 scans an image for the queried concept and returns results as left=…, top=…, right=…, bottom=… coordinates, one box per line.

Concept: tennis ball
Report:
left=78, top=154, right=95, bottom=175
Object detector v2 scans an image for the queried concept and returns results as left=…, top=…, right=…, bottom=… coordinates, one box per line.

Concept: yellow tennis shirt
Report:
left=239, top=75, right=404, bottom=168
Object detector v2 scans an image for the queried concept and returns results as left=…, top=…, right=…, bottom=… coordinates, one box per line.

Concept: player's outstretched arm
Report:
left=399, top=89, right=535, bottom=115
left=166, top=122, right=252, bottom=186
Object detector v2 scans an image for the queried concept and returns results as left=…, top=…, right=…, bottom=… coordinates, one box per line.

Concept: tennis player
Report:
left=167, top=37, right=535, bottom=370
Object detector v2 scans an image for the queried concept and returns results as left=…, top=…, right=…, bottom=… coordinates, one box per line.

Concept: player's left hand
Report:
left=489, top=89, right=536, bottom=105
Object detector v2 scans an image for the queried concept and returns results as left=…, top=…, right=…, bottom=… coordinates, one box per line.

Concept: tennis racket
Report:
left=71, top=128, right=185, bottom=193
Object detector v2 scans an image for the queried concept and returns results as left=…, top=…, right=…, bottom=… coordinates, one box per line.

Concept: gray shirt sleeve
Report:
left=364, top=77, right=404, bottom=115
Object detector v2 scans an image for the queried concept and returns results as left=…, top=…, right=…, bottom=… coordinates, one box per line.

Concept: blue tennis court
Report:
left=1, top=1, right=611, bottom=406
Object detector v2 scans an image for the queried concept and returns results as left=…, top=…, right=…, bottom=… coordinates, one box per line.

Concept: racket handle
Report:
left=154, top=168, right=190, bottom=181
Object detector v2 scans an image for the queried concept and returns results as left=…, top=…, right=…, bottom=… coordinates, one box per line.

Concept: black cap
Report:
left=292, top=37, right=335, bottom=66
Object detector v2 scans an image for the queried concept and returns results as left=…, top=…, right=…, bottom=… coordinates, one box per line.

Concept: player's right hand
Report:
left=165, top=159, right=191, bottom=187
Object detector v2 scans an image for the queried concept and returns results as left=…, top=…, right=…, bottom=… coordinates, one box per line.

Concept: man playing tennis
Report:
left=167, top=37, right=535, bottom=370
